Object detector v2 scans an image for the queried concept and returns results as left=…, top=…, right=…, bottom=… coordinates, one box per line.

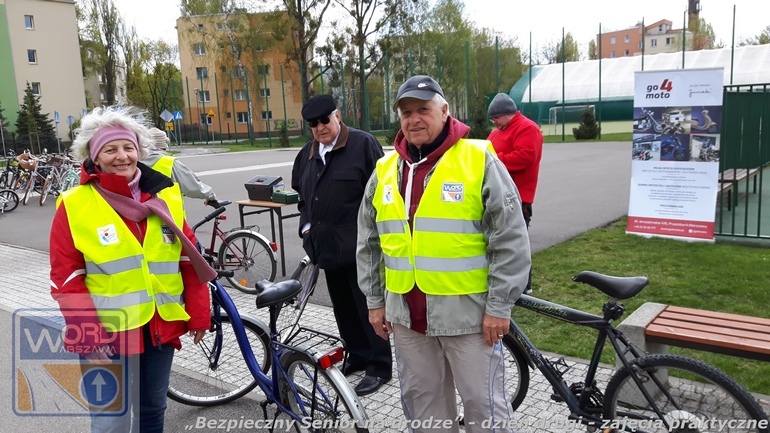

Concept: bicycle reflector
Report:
left=269, top=242, right=278, bottom=252
left=317, top=347, right=344, bottom=370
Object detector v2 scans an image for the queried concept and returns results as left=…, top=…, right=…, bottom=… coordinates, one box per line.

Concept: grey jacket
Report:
left=356, top=148, right=531, bottom=336
left=143, top=152, right=216, bottom=201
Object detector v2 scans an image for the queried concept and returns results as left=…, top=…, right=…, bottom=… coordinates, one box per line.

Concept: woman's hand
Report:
left=190, top=330, right=207, bottom=344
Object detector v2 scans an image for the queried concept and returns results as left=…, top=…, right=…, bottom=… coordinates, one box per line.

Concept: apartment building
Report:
left=176, top=12, right=303, bottom=138
left=596, top=20, right=693, bottom=59
left=0, top=0, right=85, bottom=142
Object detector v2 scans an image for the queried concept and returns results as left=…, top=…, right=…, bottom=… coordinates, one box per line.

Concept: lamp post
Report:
left=0, top=123, right=6, bottom=157
left=193, top=88, right=202, bottom=141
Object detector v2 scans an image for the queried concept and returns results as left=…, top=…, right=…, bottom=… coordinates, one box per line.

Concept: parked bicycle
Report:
left=167, top=211, right=369, bottom=432
left=0, top=189, right=19, bottom=213
left=497, top=271, right=769, bottom=432
left=193, top=200, right=278, bottom=294
left=20, top=155, right=52, bottom=205
left=38, top=154, right=79, bottom=205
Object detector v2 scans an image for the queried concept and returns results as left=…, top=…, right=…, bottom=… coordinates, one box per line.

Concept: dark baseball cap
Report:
left=393, top=75, right=445, bottom=111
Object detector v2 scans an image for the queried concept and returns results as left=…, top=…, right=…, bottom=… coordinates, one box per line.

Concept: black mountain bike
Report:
left=498, top=271, right=768, bottom=432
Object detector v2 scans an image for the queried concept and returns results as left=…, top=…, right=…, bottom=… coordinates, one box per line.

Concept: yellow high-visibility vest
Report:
left=61, top=183, right=189, bottom=330
left=372, top=139, right=491, bottom=295
left=152, top=155, right=175, bottom=178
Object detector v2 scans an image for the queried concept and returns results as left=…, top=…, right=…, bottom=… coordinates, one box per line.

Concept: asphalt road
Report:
left=0, top=141, right=632, bottom=308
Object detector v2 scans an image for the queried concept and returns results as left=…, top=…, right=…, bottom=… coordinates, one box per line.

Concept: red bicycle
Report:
left=193, top=200, right=278, bottom=294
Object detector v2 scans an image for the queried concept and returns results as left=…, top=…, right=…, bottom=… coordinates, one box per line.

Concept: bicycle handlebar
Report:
left=192, top=205, right=227, bottom=233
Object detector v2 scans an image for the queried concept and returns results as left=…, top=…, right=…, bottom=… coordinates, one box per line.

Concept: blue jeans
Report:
left=87, top=330, right=175, bottom=433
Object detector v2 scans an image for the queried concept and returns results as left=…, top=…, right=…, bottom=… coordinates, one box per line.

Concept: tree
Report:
left=572, top=108, right=600, bottom=140
left=15, top=83, right=56, bottom=154
left=79, top=0, right=124, bottom=105
left=741, top=25, right=770, bottom=45
left=126, top=40, right=182, bottom=128
left=588, top=39, right=598, bottom=60
left=689, top=17, right=721, bottom=50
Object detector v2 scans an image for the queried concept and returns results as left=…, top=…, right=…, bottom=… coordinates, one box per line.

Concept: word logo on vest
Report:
left=441, top=182, right=464, bottom=202
left=161, top=226, right=176, bottom=244
left=383, top=185, right=394, bottom=204
left=97, top=223, right=119, bottom=246
left=12, top=309, right=128, bottom=416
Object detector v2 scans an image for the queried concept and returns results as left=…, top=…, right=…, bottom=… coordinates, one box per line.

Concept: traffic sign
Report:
left=160, top=109, right=173, bottom=122
left=115, top=104, right=122, bottom=110
left=54, top=111, right=60, bottom=124
left=207, top=109, right=215, bottom=118
left=82, top=109, right=88, bottom=117
left=173, top=111, right=183, bottom=120
left=67, top=115, right=75, bottom=125
left=165, top=122, right=174, bottom=131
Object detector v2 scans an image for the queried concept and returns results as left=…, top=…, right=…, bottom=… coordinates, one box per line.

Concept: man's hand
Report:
left=84, top=348, right=113, bottom=365
left=482, top=314, right=510, bottom=347
left=368, top=307, right=392, bottom=341
left=190, top=330, right=207, bottom=344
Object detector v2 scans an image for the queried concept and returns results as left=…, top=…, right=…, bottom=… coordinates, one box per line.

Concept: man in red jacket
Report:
left=487, top=92, right=543, bottom=294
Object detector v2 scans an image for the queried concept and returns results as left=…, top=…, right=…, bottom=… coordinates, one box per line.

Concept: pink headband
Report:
left=89, top=125, right=138, bottom=161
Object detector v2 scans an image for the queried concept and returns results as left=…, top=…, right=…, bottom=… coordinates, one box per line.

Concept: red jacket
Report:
left=487, top=113, right=543, bottom=204
left=49, top=163, right=210, bottom=355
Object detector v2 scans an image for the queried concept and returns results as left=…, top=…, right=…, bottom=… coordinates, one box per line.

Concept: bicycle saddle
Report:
left=572, top=271, right=649, bottom=300
left=255, top=279, right=302, bottom=309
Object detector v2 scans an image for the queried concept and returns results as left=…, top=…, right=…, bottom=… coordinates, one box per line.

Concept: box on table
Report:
left=244, top=175, right=283, bottom=201
left=272, top=190, right=299, bottom=204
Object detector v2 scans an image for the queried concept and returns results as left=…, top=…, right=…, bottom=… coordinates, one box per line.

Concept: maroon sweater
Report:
left=392, top=117, right=471, bottom=334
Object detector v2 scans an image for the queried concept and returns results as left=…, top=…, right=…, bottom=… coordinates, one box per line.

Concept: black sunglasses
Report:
left=308, top=115, right=333, bottom=128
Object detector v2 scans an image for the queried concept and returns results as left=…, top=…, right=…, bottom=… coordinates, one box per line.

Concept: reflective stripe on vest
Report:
left=372, top=139, right=492, bottom=295
left=152, top=155, right=175, bottom=178
left=61, top=182, right=190, bottom=330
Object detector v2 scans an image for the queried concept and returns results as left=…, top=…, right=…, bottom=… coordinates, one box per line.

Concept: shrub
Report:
left=572, top=108, right=601, bottom=140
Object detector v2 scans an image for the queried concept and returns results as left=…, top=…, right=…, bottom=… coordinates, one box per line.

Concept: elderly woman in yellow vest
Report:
left=49, top=106, right=214, bottom=433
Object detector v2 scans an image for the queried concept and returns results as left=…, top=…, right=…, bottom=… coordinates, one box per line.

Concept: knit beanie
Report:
left=149, top=127, right=169, bottom=150
left=488, top=93, right=518, bottom=117
left=89, top=125, right=139, bottom=162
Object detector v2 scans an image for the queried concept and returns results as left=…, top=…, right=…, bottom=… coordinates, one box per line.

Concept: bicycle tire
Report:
left=218, top=231, right=277, bottom=294
left=39, top=177, right=52, bottom=206
left=500, top=333, right=531, bottom=411
left=1, top=189, right=19, bottom=213
left=13, top=172, right=28, bottom=191
left=21, top=175, right=34, bottom=205
left=167, top=312, right=271, bottom=406
left=279, top=350, right=369, bottom=432
left=0, top=171, right=10, bottom=189
left=60, top=171, right=78, bottom=192
left=603, top=354, right=769, bottom=432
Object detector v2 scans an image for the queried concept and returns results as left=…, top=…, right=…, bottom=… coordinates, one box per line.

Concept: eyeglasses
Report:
left=308, top=113, right=334, bottom=128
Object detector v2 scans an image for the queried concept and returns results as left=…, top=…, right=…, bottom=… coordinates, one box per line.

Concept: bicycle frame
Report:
left=208, top=277, right=355, bottom=425
left=507, top=294, right=647, bottom=428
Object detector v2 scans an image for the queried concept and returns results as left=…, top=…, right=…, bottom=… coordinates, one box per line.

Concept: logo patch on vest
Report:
left=383, top=185, right=394, bottom=204
left=161, top=226, right=176, bottom=244
left=97, top=224, right=119, bottom=245
left=441, top=183, right=464, bottom=202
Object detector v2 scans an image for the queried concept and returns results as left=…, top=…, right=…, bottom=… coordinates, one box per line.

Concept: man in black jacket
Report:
left=291, top=94, right=391, bottom=396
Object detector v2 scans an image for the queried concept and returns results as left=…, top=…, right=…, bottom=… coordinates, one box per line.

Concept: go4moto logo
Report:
left=646, top=79, right=673, bottom=99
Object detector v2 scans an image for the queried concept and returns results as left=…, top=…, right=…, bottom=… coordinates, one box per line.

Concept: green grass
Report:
left=543, top=132, right=632, bottom=143
left=522, top=217, right=770, bottom=395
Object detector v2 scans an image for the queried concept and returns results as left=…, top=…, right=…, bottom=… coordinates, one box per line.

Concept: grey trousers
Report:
left=393, top=324, right=514, bottom=433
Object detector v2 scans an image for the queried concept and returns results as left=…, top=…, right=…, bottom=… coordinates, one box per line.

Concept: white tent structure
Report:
left=512, top=44, right=770, bottom=123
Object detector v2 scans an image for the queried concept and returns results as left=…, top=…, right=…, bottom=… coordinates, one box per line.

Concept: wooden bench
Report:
left=718, top=168, right=759, bottom=211
left=647, top=305, right=770, bottom=361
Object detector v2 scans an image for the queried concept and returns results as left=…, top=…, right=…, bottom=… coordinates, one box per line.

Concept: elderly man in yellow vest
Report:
left=142, top=127, right=217, bottom=204
left=356, top=75, right=531, bottom=433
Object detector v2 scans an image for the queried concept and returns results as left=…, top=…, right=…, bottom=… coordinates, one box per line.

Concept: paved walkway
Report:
left=0, top=242, right=611, bottom=432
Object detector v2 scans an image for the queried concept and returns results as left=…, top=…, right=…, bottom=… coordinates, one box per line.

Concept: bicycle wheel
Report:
left=218, top=231, right=277, bottom=294
left=0, top=171, right=10, bottom=189
left=280, top=350, right=369, bottom=432
left=603, top=354, right=769, bottom=432
left=1, top=190, right=19, bottom=213
left=21, top=175, right=35, bottom=205
left=60, top=172, right=78, bottom=192
left=501, top=333, right=531, bottom=411
left=167, top=312, right=271, bottom=406
left=277, top=258, right=319, bottom=337
left=39, top=177, right=53, bottom=206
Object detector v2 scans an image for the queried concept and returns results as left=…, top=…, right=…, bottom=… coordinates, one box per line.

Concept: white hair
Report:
left=396, top=93, right=450, bottom=117
left=70, top=106, right=153, bottom=162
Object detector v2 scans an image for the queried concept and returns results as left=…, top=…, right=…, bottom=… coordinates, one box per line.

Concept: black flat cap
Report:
left=393, top=75, right=445, bottom=110
left=302, top=94, right=337, bottom=121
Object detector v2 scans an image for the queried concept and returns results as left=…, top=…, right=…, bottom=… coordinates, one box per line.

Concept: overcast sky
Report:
left=112, top=0, right=767, bottom=58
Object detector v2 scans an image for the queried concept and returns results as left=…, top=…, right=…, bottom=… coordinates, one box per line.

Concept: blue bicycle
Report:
left=167, top=204, right=369, bottom=432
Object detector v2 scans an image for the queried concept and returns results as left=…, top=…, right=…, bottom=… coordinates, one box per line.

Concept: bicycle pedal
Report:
left=550, top=392, right=565, bottom=402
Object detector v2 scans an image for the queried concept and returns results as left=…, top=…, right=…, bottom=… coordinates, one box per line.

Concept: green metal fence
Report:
left=716, top=83, right=770, bottom=239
